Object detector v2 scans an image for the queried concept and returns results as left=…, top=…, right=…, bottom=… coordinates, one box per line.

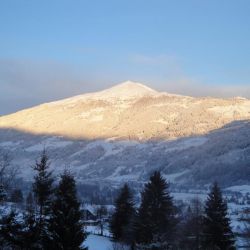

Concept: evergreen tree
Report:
left=0, top=183, right=7, bottom=203
left=49, top=170, right=87, bottom=249
left=0, top=210, right=39, bottom=249
left=26, top=191, right=34, bottom=212
left=21, top=209, right=40, bottom=249
left=21, top=190, right=40, bottom=249
left=135, top=171, right=176, bottom=249
left=110, top=183, right=135, bottom=244
left=10, top=188, right=24, bottom=204
left=243, top=215, right=250, bottom=248
left=179, top=198, right=204, bottom=250
left=240, top=207, right=250, bottom=247
left=32, top=149, right=54, bottom=248
left=202, top=182, right=235, bottom=250
left=0, top=211, right=23, bottom=248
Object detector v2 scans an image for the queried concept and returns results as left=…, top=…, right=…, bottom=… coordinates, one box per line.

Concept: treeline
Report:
left=110, top=171, right=236, bottom=250
left=0, top=150, right=87, bottom=249
left=0, top=150, right=249, bottom=249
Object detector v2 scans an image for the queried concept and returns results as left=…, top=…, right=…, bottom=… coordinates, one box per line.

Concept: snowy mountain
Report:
left=0, top=81, right=250, bottom=188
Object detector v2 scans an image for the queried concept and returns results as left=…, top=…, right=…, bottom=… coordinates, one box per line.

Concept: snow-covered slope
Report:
left=0, top=81, right=250, bottom=187
left=1, top=81, right=250, bottom=140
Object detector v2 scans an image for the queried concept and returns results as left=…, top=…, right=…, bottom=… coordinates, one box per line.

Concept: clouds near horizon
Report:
left=1, top=1, right=250, bottom=114
left=0, top=58, right=249, bottom=115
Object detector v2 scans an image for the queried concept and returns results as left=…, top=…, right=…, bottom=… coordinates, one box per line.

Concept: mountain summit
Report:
left=53, top=81, right=159, bottom=105
left=96, top=80, right=158, bottom=99
left=0, top=81, right=250, bottom=140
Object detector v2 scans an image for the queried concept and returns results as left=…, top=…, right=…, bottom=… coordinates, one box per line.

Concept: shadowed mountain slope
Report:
left=0, top=120, right=249, bottom=188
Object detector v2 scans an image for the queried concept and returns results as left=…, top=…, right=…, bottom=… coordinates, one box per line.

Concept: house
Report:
left=81, top=204, right=97, bottom=225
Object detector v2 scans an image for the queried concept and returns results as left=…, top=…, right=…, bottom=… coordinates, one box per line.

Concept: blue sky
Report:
left=0, top=0, right=250, bottom=114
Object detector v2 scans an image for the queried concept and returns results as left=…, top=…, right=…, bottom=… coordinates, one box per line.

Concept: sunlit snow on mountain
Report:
left=0, top=81, right=250, bottom=188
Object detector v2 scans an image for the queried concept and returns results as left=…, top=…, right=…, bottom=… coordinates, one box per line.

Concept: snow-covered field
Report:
left=172, top=192, right=207, bottom=202
left=85, top=225, right=110, bottom=237
left=226, top=185, right=250, bottom=195
left=84, top=234, right=130, bottom=250
left=84, top=234, right=113, bottom=250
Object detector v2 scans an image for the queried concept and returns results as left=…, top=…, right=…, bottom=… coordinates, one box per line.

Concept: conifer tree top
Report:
left=202, top=182, right=235, bottom=249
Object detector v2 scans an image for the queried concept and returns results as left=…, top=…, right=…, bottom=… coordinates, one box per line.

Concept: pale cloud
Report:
left=157, top=78, right=250, bottom=99
left=0, top=58, right=249, bottom=115
left=0, top=59, right=101, bottom=115
left=129, top=53, right=250, bottom=99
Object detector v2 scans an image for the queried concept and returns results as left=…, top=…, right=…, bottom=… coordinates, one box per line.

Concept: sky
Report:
left=0, top=0, right=250, bottom=115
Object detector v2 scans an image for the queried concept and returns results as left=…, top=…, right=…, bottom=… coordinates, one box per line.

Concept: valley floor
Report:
left=84, top=234, right=113, bottom=250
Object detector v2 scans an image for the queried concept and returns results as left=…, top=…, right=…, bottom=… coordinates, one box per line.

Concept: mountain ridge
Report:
left=0, top=81, right=250, bottom=140
left=0, top=81, right=250, bottom=187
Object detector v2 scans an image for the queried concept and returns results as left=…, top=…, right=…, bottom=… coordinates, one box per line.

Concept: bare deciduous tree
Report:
left=95, top=205, right=108, bottom=236
left=0, top=149, right=19, bottom=191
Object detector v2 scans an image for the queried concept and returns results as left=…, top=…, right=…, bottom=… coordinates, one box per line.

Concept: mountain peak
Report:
left=48, top=81, right=159, bottom=106
left=113, top=80, right=153, bottom=89
left=103, top=80, right=158, bottom=97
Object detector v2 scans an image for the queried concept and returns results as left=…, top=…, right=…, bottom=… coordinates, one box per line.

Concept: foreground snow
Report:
left=84, top=234, right=113, bottom=250
left=226, top=185, right=250, bottom=195
left=84, top=234, right=130, bottom=250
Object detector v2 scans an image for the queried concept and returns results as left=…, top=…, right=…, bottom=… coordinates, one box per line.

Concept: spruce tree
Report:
left=243, top=210, right=250, bottom=247
left=135, top=171, right=176, bottom=249
left=20, top=209, right=40, bottom=249
left=0, top=211, right=23, bottom=248
left=21, top=190, right=40, bottom=249
left=0, top=210, right=39, bottom=249
left=49, top=170, right=87, bottom=249
left=179, top=198, right=204, bottom=250
left=110, top=183, right=135, bottom=243
left=10, top=188, right=23, bottom=204
left=202, top=182, right=235, bottom=250
left=32, top=149, right=54, bottom=248
left=0, top=183, right=7, bottom=203
left=26, top=191, right=34, bottom=212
